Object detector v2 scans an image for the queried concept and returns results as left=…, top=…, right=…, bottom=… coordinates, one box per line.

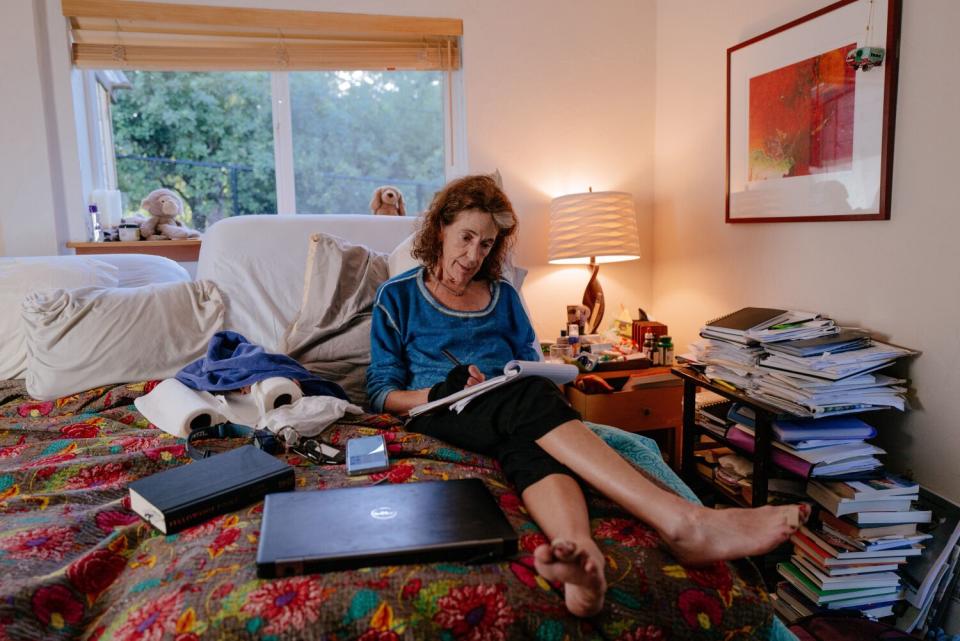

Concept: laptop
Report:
left=256, top=478, right=518, bottom=578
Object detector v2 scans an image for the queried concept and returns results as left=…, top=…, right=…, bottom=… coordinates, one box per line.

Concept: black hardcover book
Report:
left=128, top=445, right=294, bottom=534
left=698, top=399, right=734, bottom=427
left=764, top=329, right=871, bottom=357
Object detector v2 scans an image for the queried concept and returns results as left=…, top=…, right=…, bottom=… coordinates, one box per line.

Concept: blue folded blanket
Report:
left=176, top=331, right=347, bottom=400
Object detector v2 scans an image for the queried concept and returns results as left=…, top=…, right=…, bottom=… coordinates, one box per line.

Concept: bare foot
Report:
left=662, top=503, right=810, bottom=566
left=533, top=539, right=607, bottom=617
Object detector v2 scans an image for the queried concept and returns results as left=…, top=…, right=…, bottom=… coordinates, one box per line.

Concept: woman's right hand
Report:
left=383, top=388, right=432, bottom=414
left=428, top=364, right=484, bottom=401
left=383, top=365, right=486, bottom=415
left=465, top=365, right=485, bottom=387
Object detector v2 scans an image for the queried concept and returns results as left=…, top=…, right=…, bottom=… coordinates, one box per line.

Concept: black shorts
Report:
left=407, top=376, right=581, bottom=493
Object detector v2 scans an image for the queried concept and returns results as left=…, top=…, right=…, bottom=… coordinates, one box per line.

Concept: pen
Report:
left=440, top=349, right=462, bottom=367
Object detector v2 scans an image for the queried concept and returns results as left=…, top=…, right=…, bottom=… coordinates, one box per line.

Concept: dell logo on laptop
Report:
left=370, top=506, right=398, bottom=520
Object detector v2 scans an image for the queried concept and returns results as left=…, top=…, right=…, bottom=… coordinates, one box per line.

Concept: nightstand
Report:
left=66, top=240, right=202, bottom=262
left=565, top=366, right=683, bottom=469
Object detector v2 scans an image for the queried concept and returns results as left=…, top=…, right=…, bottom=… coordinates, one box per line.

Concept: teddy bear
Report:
left=369, top=185, right=406, bottom=216
left=137, top=188, right=201, bottom=240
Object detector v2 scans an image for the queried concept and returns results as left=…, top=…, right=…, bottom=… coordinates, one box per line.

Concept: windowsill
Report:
left=65, top=240, right=201, bottom=262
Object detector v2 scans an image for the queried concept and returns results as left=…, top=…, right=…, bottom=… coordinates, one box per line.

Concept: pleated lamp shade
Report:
left=548, top=191, right=641, bottom=264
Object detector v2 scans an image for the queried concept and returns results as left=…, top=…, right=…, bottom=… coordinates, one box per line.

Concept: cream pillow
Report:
left=22, top=281, right=225, bottom=400
left=387, top=232, right=418, bottom=277
left=0, top=257, right=119, bottom=380
left=282, top=233, right=389, bottom=407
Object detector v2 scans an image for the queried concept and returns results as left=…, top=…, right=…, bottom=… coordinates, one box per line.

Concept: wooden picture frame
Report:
left=726, top=0, right=901, bottom=223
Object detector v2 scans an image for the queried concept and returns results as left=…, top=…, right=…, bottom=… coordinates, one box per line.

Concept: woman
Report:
left=367, top=175, right=806, bottom=618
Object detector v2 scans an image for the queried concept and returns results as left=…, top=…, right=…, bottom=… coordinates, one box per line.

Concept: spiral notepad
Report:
left=705, top=307, right=787, bottom=332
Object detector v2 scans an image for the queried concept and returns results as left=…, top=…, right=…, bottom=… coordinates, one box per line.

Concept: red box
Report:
left=632, top=321, right=667, bottom=348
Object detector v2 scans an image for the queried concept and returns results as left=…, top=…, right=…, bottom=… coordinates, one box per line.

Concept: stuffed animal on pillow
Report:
left=139, top=189, right=201, bottom=240
left=369, top=186, right=406, bottom=216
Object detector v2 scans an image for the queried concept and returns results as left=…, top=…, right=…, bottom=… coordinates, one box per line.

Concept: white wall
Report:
left=0, top=0, right=657, bottom=343
left=654, top=0, right=960, bottom=499
left=0, top=1, right=64, bottom=256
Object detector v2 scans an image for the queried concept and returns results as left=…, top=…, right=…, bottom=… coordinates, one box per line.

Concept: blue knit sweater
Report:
left=367, top=267, right=539, bottom=413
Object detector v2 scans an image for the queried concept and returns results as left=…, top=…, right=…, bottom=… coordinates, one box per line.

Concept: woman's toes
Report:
left=551, top=539, right=577, bottom=561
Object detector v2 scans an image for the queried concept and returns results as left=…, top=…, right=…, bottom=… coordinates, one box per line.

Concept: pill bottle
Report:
left=567, top=323, right=580, bottom=355
left=643, top=334, right=656, bottom=362
left=658, top=336, right=674, bottom=366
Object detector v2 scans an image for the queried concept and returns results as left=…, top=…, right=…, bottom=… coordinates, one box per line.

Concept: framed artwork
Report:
left=726, top=0, right=901, bottom=223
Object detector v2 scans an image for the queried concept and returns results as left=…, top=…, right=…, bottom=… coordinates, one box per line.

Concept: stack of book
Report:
left=687, top=307, right=914, bottom=418
left=724, top=408, right=886, bottom=479
left=693, top=393, right=827, bottom=502
left=895, top=488, right=960, bottom=635
left=700, top=307, right=837, bottom=345
left=774, top=474, right=931, bottom=621
left=694, top=391, right=734, bottom=438
left=753, top=335, right=912, bottom=417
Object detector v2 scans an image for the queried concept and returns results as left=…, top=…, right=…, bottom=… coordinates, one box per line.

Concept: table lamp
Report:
left=548, top=189, right=641, bottom=333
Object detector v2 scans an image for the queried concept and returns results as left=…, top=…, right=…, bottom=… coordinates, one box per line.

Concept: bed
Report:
left=0, top=215, right=795, bottom=640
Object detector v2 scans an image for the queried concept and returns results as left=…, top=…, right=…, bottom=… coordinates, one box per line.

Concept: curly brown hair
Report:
left=412, top=175, right=518, bottom=282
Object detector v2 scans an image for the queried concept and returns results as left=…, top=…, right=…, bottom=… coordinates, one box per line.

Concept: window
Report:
left=93, top=68, right=450, bottom=230
left=288, top=71, right=445, bottom=216
left=65, top=1, right=463, bottom=231
left=93, top=80, right=116, bottom=190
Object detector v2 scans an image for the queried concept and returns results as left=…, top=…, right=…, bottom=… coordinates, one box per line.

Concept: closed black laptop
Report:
left=256, top=478, right=518, bottom=578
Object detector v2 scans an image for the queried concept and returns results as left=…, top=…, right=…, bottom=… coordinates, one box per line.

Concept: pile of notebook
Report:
left=696, top=394, right=888, bottom=480
left=688, top=307, right=914, bottom=418
left=773, top=474, right=930, bottom=622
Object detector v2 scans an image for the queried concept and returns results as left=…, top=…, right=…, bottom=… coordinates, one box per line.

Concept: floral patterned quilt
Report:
left=0, top=380, right=788, bottom=641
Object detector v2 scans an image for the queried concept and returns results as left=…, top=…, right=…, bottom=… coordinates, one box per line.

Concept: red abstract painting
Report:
left=748, top=44, right=856, bottom=181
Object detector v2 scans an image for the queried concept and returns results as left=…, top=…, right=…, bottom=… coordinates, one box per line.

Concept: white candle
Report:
left=104, top=190, right=122, bottom=227
left=90, top=189, right=123, bottom=228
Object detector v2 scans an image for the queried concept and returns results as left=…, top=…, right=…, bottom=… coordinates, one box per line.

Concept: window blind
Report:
left=62, top=0, right=462, bottom=71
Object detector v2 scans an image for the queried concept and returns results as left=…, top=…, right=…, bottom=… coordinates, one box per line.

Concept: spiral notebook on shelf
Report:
left=705, top=307, right=790, bottom=334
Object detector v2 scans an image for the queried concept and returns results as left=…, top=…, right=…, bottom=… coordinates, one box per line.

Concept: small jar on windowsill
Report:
left=118, top=223, right=141, bottom=242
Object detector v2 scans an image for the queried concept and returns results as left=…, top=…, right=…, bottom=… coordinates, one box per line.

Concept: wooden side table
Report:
left=565, top=366, right=683, bottom=469
left=66, top=240, right=201, bottom=262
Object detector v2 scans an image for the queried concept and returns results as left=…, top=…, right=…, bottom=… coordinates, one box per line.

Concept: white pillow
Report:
left=93, top=254, right=191, bottom=288
left=0, top=257, right=119, bottom=380
left=22, top=281, right=225, bottom=400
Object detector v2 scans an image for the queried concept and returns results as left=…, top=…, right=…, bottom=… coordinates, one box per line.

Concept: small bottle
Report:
left=643, top=334, right=655, bottom=362
left=88, top=205, right=102, bottom=242
left=567, top=323, right=580, bottom=355
left=658, top=336, right=674, bottom=366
